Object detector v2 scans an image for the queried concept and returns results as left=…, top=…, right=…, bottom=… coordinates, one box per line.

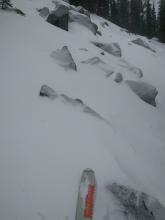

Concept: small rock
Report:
left=96, top=30, right=102, bottom=36
left=92, top=41, right=122, bottom=57
left=126, top=80, right=158, bottom=107
left=100, top=21, right=109, bottom=28
left=81, top=57, right=105, bottom=65
left=128, top=66, right=143, bottom=78
left=100, top=52, right=105, bottom=55
left=38, top=7, right=49, bottom=18
left=40, top=85, right=58, bottom=99
left=75, top=6, right=90, bottom=17
left=51, top=46, right=77, bottom=71
left=114, top=72, right=123, bottom=83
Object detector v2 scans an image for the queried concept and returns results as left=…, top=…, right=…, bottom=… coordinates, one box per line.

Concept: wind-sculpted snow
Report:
left=81, top=57, right=114, bottom=77
left=91, top=41, right=122, bottom=57
left=39, top=85, right=106, bottom=121
left=50, top=46, right=77, bottom=71
left=107, top=183, right=165, bottom=220
left=132, top=38, right=156, bottom=53
left=126, top=80, right=158, bottom=107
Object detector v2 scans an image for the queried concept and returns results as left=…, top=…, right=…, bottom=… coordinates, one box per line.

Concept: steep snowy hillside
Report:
left=0, top=0, right=165, bottom=220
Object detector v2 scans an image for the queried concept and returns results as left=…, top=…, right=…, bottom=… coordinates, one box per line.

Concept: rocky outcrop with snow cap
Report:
left=50, top=46, right=77, bottom=71
left=92, top=41, right=122, bottom=57
left=126, top=80, right=158, bottom=107
left=47, top=4, right=69, bottom=31
left=69, top=10, right=98, bottom=35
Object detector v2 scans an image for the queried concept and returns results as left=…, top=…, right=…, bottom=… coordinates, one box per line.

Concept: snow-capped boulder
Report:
left=47, top=4, right=69, bottom=31
left=38, top=7, right=49, bottom=18
left=50, top=46, right=77, bottom=71
left=75, top=6, right=90, bottom=18
left=69, top=10, right=98, bottom=35
left=100, top=21, right=109, bottom=28
left=40, top=85, right=58, bottom=99
left=114, top=72, right=123, bottom=83
left=126, top=80, right=158, bottom=107
left=132, top=38, right=156, bottom=53
left=92, top=41, right=122, bottom=57
left=128, top=66, right=143, bottom=78
left=107, top=183, right=165, bottom=220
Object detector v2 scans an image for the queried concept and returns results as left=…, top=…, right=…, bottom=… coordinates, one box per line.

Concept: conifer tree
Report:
left=145, top=0, right=153, bottom=38
left=0, top=0, right=12, bottom=9
left=158, top=0, right=165, bottom=42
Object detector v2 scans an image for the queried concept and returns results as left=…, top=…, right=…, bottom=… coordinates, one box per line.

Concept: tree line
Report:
left=70, top=0, right=165, bottom=42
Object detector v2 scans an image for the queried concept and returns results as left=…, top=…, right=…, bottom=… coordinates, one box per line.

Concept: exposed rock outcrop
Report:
left=126, top=80, right=158, bottom=107
left=92, top=41, right=122, bottom=57
left=47, top=4, right=69, bottom=31
left=69, top=10, right=98, bottom=35
left=50, top=46, right=77, bottom=71
left=107, top=183, right=165, bottom=220
left=132, top=38, right=156, bottom=53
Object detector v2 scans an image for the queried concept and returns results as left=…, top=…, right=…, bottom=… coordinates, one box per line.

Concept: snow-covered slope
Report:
left=0, top=0, right=165, bottom=219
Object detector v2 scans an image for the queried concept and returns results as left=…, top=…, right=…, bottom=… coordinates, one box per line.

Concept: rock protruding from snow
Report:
left=92, top=41, right=122, bottom=57
left=40, top=86, right=105, bottom=121
left=100, top=21, right=109, bottom=28
left=114, top=72, right=123, bottom=83
left=50, top=46, right=77, bottom=71
left=38, top=7, right=49, bottom=18
left=128, top=66, right=143, bottom=78
left=69, top=10, right=98, bottom=35
left=40, top=85, right=58, bottom=99
left=75, top=6, right=90, bottom=18
left=107, top=183, right=165, bottom=220
left=132, top=38, right=156, bottom=53
left=81, top=57, right=105, bottom=65
left=47, top=4, right=69, bottom=31
left=126, top=80, right=158, bottom=107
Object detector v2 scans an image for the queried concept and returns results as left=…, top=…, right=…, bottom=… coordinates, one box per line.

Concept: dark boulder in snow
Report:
left=107, top=183, right=165, bottom=220
left=92, top=41, right=122, bottom=57
left=126, top=80, right=158, bottom=107
left=50, top=46, right=77, bottom=71
left=69, top=10, right=98, bottom=35
left=47, top=4, right=69, bottom=31
left=38, top=7, right=49, bottom=18
left=40, top=85, right=58, bottom=99
left=132, top=38, right=156, bottom=53
left=114, top=72, right=123, bottom=83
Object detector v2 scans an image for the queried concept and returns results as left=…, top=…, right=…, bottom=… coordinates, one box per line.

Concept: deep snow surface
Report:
left=0, top=0, right=165, bottom=220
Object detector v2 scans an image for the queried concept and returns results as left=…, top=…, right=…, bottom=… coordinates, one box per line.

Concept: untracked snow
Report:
left=0, top=0, right=165, bottom=220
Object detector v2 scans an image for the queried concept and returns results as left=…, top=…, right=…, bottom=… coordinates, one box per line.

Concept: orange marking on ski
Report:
left=84, top=185, right=95, bottom=218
